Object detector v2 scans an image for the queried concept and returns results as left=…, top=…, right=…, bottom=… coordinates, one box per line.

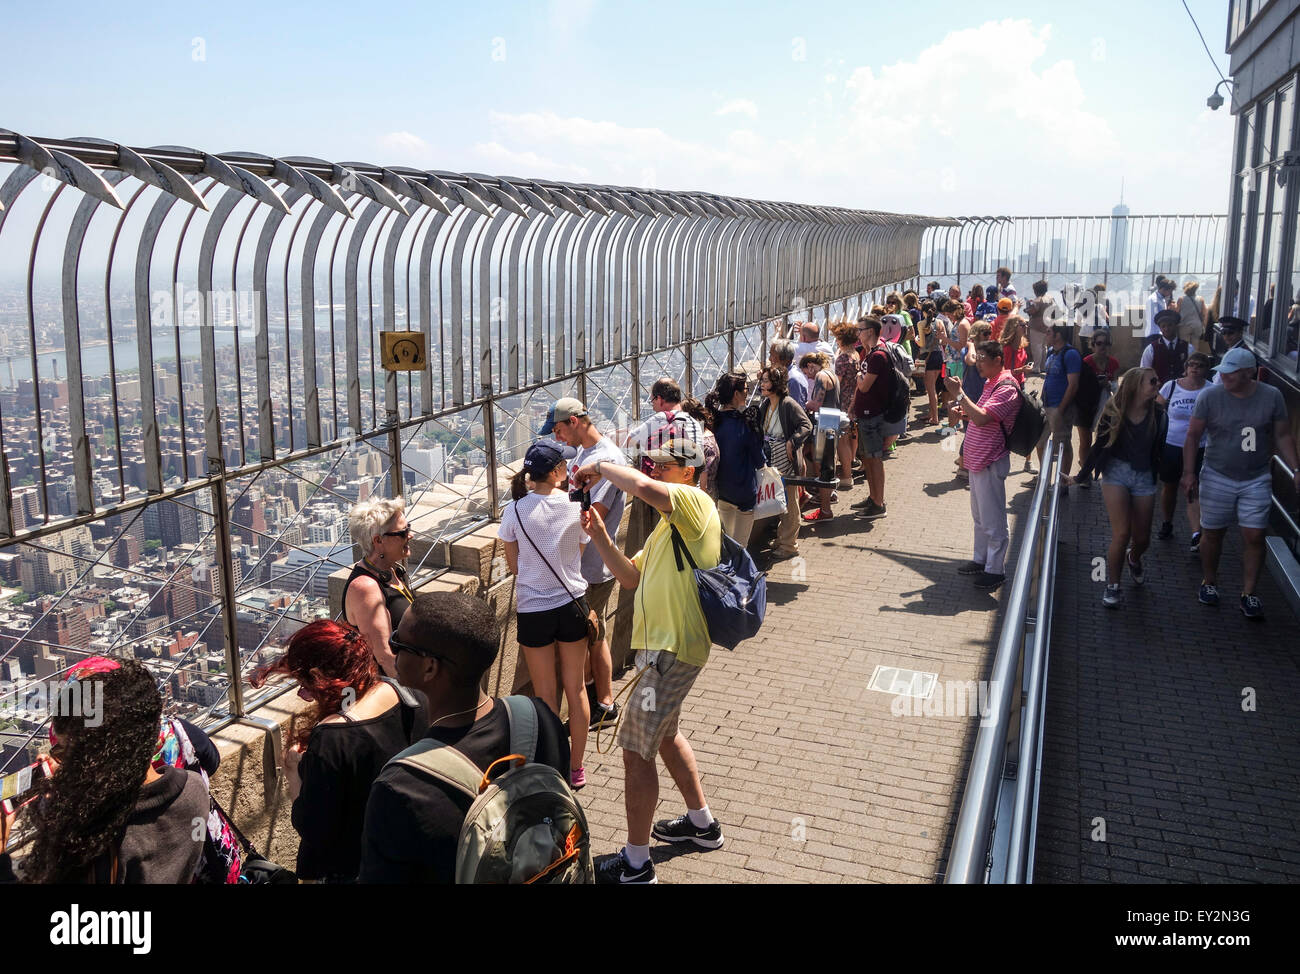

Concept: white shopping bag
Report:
left=753, top=466, right=788, bottom=519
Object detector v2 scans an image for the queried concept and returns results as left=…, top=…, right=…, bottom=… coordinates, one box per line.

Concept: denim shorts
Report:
left=1102, top=458, right=1158, bottom=497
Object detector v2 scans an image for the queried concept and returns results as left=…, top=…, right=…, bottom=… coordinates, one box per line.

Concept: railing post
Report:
left=483, top=395, right=500, bottom=516
left=210, top=467, right=244, bottom=718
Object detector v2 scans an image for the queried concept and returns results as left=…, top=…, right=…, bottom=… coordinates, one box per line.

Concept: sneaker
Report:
left=1102, top=584, right=1121, bottom=608
left=589, top=700, right=619, bottom=730
left=956, top=560, right=985, bottom=575
left=1189, top=531, right=1201, bottom=554
left=973, top=572, right=1006, bottom=590
left=897, top=432, right=914, bottom=444
left=595, top=850, right=657, bottom=885
left=1126, top=552, right=1145, bottom=585
left=802, top=508, right=834, bottom=523
left=837, top=478, right=853, bottom=490
left=1076, top=473, right=1091, bottom=490
left=652, top=814, right=725, bottom=850
left=1157, top=521, right=1174, bottom=540
left=1240, top=594, right=1265, bottom=620
left=857, top=499, right=887, bottom=520
left=851, top=495, right=875, bottom=509
left=1198, top=583, right=1219, bottom=606
left=569, top=767, right=587, bottom=790
left=884, top=447, right=897, bottom=460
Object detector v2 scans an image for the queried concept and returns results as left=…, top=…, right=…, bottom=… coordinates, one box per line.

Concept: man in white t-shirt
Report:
left=543, top=396, right=626, bottom=729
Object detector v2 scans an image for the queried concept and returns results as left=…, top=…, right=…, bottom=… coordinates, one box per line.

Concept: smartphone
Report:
left=0, top=757, right=53, bottom=816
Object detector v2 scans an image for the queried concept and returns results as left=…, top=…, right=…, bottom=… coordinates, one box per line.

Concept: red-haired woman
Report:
left=251, top=620, right=428, bottom=882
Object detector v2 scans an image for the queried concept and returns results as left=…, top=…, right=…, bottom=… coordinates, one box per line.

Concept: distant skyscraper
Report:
left=1108, top=200, right=1130, bottom=273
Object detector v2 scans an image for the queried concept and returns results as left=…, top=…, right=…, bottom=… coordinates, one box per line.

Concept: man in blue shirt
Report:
left=1036, top=324, right=1082, bottom=485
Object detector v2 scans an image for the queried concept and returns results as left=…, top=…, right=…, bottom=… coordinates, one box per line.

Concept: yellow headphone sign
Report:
left=380, top=331, right=427, bottom=371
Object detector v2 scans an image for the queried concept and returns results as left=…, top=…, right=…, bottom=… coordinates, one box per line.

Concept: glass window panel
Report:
left=1277, top=85, right=1294, bottom=159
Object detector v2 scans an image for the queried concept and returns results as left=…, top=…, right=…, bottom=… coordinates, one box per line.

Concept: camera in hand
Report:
left=569, top=488, right=591, bottom=510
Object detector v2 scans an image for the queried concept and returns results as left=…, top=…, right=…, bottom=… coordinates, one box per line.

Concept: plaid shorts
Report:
left=617, top=650, right=702, bottom=761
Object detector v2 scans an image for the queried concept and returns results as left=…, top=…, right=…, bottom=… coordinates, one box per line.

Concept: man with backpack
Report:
left=850, top=316, right=892, bottom=520
left=945, top=341, right=1022, bottom=590
left=1036, top=324, right=1083, bottom=486
left=1140, top=308, right=1190, bottom=386
left=572, top=437, right=725, bottom=884
left=358, top=591, right=575, bottom=883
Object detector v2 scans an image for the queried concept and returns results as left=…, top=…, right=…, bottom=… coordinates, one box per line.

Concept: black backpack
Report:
left=993, top=379, right=1047, bottom=456
left=881, top=350, right=912, bottom=425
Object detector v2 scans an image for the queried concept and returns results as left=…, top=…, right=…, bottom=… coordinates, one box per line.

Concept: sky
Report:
left=1, top=0, right=1239, bottom=217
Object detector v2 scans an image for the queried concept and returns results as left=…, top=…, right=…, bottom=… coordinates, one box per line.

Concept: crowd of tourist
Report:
left=3, top=270, right=1298, bottom=888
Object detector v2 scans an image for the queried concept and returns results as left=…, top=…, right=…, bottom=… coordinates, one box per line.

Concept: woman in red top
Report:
left=1001, top=316, right=1030, bottom=386
left=965, top=284, right=985, bottom=323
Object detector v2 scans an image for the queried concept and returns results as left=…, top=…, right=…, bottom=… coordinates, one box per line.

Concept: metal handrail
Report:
left=945, top=441, right=1062, bottom=884
left=1273, top=453, right=1300, bottom=546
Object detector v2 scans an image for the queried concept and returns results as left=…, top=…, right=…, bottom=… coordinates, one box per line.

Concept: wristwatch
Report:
left=594, top=459, right=603, bottom=478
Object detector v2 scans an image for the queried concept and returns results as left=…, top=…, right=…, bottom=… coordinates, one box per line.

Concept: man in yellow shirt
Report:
left=573, top=437, right=723, bottom=884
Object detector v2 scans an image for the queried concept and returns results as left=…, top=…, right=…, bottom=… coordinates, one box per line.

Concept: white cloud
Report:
left=470, top=141, right=592, bottom=181
left=470, top=19, right=1229, bottom=214
left=378, top=131, right=436, bottom=167
left=716, top=98, right=758, bottom=119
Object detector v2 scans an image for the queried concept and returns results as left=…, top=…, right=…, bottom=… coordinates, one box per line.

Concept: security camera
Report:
left=1207, top=90, right=1225, bottom=111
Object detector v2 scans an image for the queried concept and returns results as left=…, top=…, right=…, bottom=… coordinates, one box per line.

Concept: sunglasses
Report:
left=651, top=460, right=683, bottom=470
left=388, top=633, right=453, bottom=664
left=383, top=527, right=412, bottom=540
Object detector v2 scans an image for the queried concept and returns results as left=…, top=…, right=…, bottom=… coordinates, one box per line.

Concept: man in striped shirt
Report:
left=944, top=341, right=1022, bottom=590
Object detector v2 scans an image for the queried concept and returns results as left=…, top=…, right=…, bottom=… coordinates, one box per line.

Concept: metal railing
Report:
left=0, top=127, right=953, bottom=772
left=946, top=442, right=1064, bottom=884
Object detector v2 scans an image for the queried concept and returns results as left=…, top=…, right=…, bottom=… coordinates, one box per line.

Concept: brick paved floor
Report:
left=578, top=399, right=1038, bottom=883
left=1036, top=474, right=1300, bottom=883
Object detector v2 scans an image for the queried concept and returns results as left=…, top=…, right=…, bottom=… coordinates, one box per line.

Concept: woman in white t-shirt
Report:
left=1154, top=352, right=1210, bottom=552
left=497, top=441, right=591, bottom=789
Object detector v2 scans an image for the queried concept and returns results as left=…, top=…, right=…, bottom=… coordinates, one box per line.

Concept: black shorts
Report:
left=1159, top=442, right=1204, bottom=484
left=517, top=600, right=589, bottom=647
left=925, top=349, right=943, bottom=372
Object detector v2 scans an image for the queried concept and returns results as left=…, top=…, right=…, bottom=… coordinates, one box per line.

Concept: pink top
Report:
left=963, top=370, right=1022, bottom=472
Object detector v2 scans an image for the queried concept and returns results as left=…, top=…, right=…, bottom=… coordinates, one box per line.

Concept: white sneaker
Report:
left=1102, top=584, right=1121, bottom=609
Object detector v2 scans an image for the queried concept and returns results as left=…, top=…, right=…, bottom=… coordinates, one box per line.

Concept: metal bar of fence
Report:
left=946, top=442, right=1061, bottom=884
left=1005, top=444, right=1064, bottom=883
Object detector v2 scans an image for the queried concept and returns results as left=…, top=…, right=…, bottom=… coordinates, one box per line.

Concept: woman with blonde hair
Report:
left=1080, top=368, right=1168, bottom=609
left=343, top=497, right=414, bottom=676
left=1000, top=315, right=1030, bottom=386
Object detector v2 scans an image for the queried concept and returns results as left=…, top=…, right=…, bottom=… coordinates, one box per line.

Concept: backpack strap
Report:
left=669, top=523, right=699, bottom=573
left=502, top=695, right=539, bottom=763
left=388, top=738, right=484, bottom=802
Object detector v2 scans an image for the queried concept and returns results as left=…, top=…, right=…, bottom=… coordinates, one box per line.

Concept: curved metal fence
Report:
left=0, top=128, right=951, bottom=770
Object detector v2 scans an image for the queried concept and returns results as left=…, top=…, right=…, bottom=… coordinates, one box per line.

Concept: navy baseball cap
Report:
left=522, top=441, right=565, bottom=475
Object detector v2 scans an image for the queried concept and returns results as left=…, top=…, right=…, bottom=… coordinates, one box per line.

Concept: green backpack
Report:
left=386, top=696, right=594, bottom=884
